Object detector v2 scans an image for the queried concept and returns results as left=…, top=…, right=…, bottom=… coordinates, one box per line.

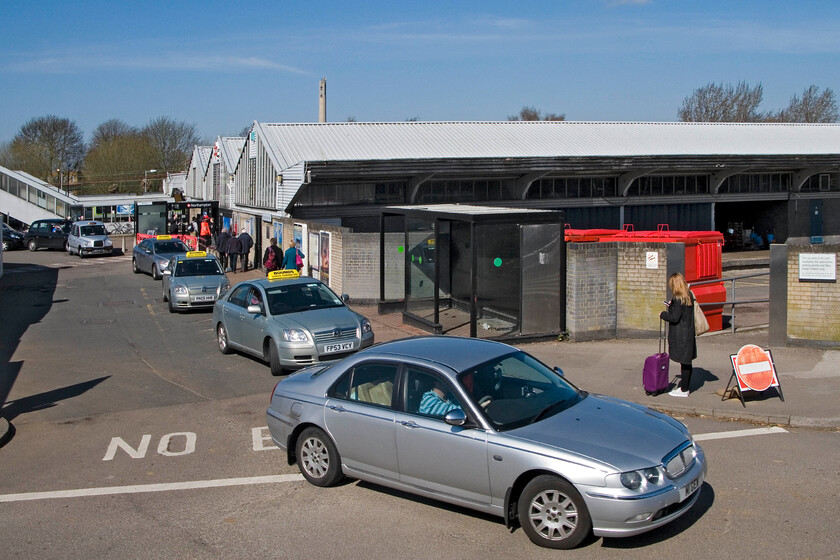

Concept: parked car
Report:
left=162, top=251, right=230, bottom=313
left=66, top=220, right=113, bottom=257
left=213, top=271, right=374, bottom=375
left=266, top=336, right=707, bottom=549
left=2, top=223, right=24, bottom=251
left=132, top=236, right=191, bottom=280
left=23, top=219, right=72, bottom=251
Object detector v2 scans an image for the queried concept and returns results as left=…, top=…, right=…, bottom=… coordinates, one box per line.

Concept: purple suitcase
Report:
left=643, top=320, right=670, bottom=396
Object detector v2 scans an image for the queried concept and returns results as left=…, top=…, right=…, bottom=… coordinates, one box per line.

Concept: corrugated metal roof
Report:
left=256, top=121, right=840, bottom=170
left=216, top=137, right=245, bottom=171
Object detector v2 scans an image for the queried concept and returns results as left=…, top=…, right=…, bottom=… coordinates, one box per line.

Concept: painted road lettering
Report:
left=103, top=432, right=197, bottom=461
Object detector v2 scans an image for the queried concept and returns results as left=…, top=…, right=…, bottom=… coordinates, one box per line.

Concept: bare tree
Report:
left=141, top=116, right=201, bottom=172
left=90, top=119, right=138, bottom=151
left=678, top=82, right=767, bottom=122
left=7, top=115, right=85, bottom=183
left=775, top=85, right=839, bottom=123
left=508, top=106, right=565, bottom=121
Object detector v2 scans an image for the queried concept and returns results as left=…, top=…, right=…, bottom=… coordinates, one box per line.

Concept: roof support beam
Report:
left=711, top=167, right=751, bottom=193
left=515, top=170, right=555, bottom=199
left=792, top=167, right=833, bottom=192
left=619, top=169, right=656, bottom=197
left=408, top=173, right=436, bottom=203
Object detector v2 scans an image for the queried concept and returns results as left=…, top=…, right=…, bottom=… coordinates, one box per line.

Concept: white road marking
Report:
left=693, top=426, right=787, bottom=442
left=0, top=426, right=788, bottom=503
left=0, top=474, right=304, bottom=503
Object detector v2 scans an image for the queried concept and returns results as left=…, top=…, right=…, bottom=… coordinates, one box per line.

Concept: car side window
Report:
left=405, top=368, right=463, bottom=418
left=228, top=284, right=251, bottom=308
left=331, top=362, right=398, bottom=408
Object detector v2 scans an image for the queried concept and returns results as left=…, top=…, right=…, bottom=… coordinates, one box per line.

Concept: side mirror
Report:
left=341, top=294, right=350, bottom=303
left=444, top=409, right=467, bottom=427
left=162, top=269, right=171, bottom=276
left=554, top=366, right=565, bottom=377
left=246, top=304, right=264, bottom=315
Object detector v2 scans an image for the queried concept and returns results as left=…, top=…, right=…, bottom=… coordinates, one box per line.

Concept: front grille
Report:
left=93, top=240, right=104, bottom=248
left=663, top=442, right=697, bottom=479
left=313, top=326, right=357, bottom=343
left=188, top=286, right=218, bottom=295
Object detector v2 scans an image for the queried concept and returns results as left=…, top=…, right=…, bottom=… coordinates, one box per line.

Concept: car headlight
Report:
left=283, top=329, right=308, bottom=342
left=361, top=318, right=372, bottom=334
left=619, top=467, right=664, bottom=490
left=173, top=285, right=189, bottom=295
left=104, top=239, right=112, bottom=246
left=219, top=282, right=230, bottom=294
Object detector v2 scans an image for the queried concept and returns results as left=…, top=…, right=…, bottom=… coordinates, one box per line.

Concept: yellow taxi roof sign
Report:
left=186, top=250, right=207, bottom=258
left=267, top=269, right=300, bottom=281
left=156, top=235, right=172, bottom=240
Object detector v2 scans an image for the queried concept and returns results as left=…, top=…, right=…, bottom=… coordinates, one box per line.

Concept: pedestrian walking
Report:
left=226, top=234, right=243, bottom=274
left=215, top=228, right=231, bottom=270
left=282, top=240, right=305, bottom=271
left=660, top=272, right=697, bottom=397
left=238, top=230, right=253, bottom=272
left=263, top=238, right=283, bottom=275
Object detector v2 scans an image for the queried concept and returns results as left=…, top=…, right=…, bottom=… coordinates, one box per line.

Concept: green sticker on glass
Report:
left=494, top=258, right=502, bottom=267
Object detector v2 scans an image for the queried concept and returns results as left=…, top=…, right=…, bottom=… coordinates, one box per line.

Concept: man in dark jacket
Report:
left=238, top=230, right=254, bottom=272
left=226, top=234, right=242, bottom=274
left=215, top=228, right=231, bottom=270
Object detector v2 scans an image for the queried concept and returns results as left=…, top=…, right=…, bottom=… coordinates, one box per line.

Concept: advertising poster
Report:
left=320, top=232, right=331, bottom=286
left=308, top=232, right=320, bottom=280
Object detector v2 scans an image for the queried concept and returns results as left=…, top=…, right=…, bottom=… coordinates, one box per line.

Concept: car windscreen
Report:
left=265, top=282, right=345, bottom=315
left=80, top=225, right=107, bottom=236
left=458, top=351, right=584, bottom=431
left=174, top=259, right=223, bottom=277
left=155, top=241, right=189, bottom=253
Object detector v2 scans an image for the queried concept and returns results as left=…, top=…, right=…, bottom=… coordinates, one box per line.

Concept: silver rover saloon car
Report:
left=266, top=336, right=707, bottom=549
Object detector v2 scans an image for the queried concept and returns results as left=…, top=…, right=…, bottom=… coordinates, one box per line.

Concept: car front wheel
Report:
left=152, top=265, right=161, bottom=280
left=65, top=241, right=71, bottom=253
left=217, top=323, right=232, bottom=354
left=295, top=427, right=343, bottom=487
left=517, top=475, right=592, bottom=549
left=28, top=240, right=38, bottom=251
left=132, top=258, right=140, bottom=274
left=267, top=341, right=285, bottom=377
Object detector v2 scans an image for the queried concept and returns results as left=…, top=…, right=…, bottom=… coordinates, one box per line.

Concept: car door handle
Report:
left=399, top=421, right=419, bottom=428
left=327, top=405, right=346, bottom=412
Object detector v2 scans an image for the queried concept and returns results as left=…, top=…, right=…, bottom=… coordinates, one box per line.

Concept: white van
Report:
left=67, top=220, right=113, bottom=257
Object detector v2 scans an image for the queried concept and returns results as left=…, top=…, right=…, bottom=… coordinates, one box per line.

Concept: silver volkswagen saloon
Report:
left=266, top=336, right=707, bottom=549
left=213, top=270, right=374, bottom=376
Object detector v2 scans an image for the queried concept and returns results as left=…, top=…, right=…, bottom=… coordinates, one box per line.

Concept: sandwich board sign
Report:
left=725, top=344, right=784, bottom=407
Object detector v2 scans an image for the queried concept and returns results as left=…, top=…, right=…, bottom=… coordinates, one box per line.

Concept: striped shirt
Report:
left=419, top=390, right=460, bottom=417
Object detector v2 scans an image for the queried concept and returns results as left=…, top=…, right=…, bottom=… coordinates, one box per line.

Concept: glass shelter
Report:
left=380, top=205, right=565, bottom=340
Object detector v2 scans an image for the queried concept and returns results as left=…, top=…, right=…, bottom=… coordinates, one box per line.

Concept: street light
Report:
left=144, top=169, right=157, bottom=193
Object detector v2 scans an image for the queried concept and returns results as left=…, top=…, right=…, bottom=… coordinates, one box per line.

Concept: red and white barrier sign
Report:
left=729, top=344, right=780, bottom=392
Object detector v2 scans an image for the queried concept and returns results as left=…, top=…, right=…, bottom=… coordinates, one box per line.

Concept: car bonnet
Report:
left=270, top=307, right=361, bottom=330
left=505, top=394, right=691, bottom=472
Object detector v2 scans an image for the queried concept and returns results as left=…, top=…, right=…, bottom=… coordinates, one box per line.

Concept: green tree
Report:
left=6, top=115, right=85, bottom=183
left=678, top=82, right=767, bottom=122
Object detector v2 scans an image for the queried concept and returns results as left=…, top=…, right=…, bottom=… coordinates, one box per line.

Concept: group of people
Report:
left=262, top=238, right=305, bottom=276
left=214, top=228, right=253, bottom=274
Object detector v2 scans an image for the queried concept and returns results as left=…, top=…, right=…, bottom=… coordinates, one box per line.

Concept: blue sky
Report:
left=2, top=0, right=838, bottom=143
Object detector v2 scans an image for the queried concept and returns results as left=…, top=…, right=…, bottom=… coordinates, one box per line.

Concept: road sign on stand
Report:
left=724, top=344, right=784, bottom=407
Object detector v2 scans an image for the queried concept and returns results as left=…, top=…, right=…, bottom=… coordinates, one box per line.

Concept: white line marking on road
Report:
left=0, top=474, right=304, bottom=503
left=693, top=426, right=787, bottom=442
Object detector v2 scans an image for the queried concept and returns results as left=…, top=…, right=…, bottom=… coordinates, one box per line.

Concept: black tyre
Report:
left=168, top=295, right=177, bottom=313
left=27, top=239, right=38, bottom=252
left=152, top=265, right=161, bottom=280
left=65, top=241, right=71, bottom=254
left=295, top=427, right=343, bottom=487
left=132, top=258, right=140, bottom=274
left=267, top=341, right=285, bottom=377
left=517, top=475, right=592, bottom=549
left=217, top=323, right=232, bottom=355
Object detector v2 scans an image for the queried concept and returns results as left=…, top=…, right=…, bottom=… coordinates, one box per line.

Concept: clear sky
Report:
left=2, top=0, right=838, bottom=144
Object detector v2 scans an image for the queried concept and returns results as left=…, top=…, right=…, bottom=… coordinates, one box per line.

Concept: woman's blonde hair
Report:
left=668, top=272, right=692, bottom=306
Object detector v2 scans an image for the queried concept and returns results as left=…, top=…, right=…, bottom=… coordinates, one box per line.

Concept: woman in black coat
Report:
left=660, top=272, right=697, bottom=397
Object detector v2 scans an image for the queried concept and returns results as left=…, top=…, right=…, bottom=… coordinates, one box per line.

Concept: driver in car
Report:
left=419, top=381, right=461, bottom=417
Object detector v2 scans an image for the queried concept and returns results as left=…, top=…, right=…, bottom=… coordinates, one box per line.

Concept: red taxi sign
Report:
left=267, top=269, right=300, bottom=281
left=731, top=344, right=779, bottom=392
left=185, top=250, right=207, bottom=258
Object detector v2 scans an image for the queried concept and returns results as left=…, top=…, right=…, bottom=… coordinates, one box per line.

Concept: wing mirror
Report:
left=246, top=304, right=264, bottom=315
left=554, top=366, right=565, bottom=377
left=341, top=294, right=350, bottom=303
left=444, top=409, right=467, bottom=427
left=163, top=269, right=171, bottom=276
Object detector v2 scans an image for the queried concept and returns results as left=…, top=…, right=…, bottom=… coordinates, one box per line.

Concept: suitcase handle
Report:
left=659, top=318, right=668, bottom=355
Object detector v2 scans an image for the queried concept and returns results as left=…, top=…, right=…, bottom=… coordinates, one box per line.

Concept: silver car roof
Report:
left=356, top=336, right=518, bottom=375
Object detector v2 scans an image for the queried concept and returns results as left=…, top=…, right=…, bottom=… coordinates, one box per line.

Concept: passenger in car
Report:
left=419, top=381, right=461, bottom=417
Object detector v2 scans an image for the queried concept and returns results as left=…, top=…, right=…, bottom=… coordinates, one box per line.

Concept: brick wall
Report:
left=616, top=243, right=669, bottom=337
left=786, top=244, right=840, bottom=342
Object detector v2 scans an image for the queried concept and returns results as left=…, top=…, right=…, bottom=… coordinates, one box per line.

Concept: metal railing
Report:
left=691, top=272, right=770, bottom=334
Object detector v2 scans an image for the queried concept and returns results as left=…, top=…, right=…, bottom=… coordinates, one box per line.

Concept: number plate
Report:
left=323, top=342, right=354, bottom=354
left=678, top=473, right=702, bottom=501
left=192, top=295, right=216, bottom=302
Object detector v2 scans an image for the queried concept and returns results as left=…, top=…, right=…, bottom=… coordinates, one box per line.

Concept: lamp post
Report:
left=144, top=169, right=157, bottom=193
